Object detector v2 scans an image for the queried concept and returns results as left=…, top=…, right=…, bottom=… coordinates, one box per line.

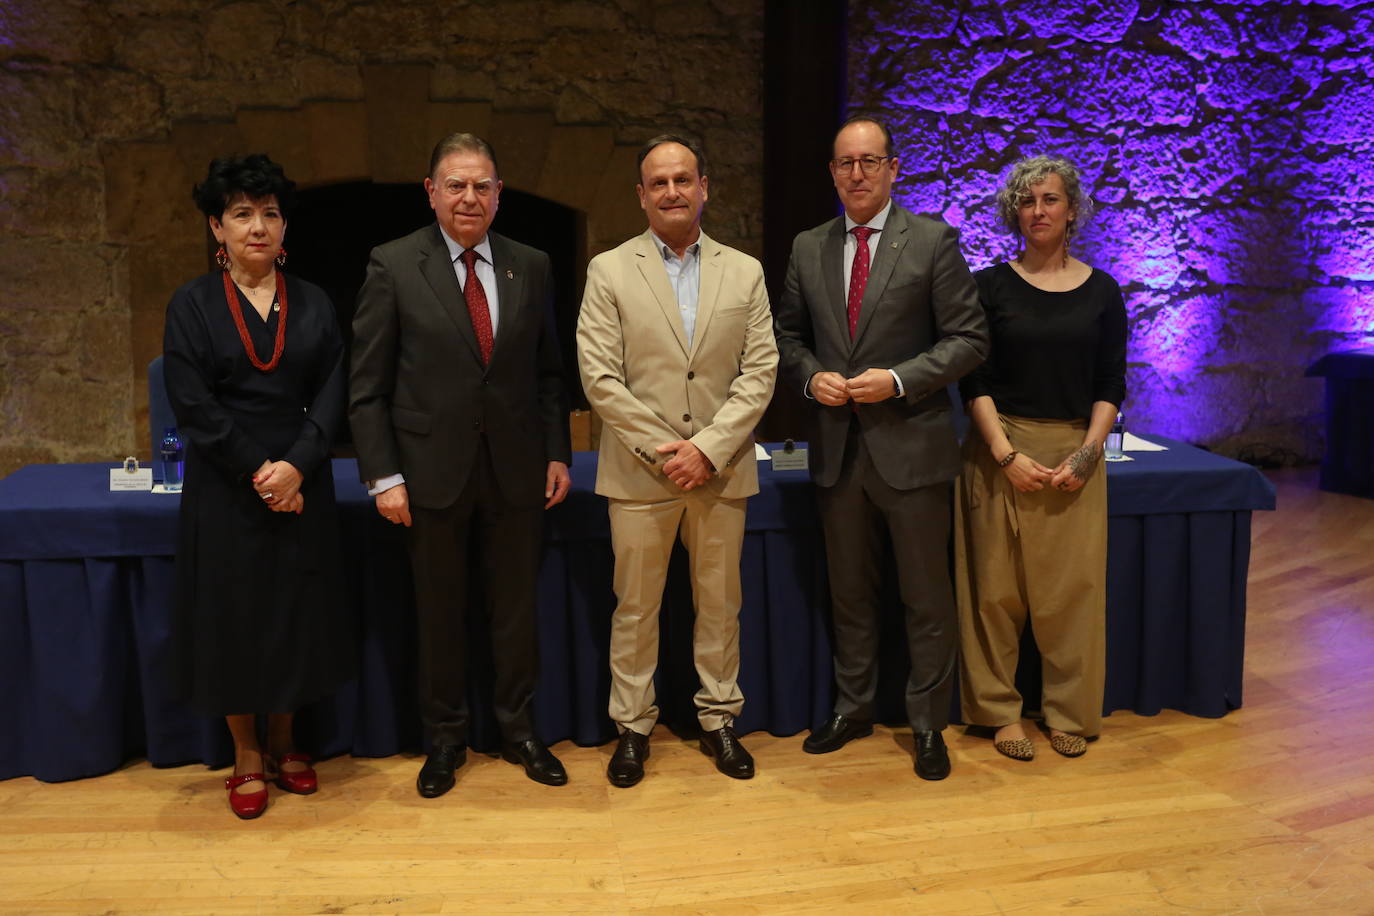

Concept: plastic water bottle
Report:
left=1105, top=411, right=1125, bottom=460
left=160, top=427, right=184, bottom=491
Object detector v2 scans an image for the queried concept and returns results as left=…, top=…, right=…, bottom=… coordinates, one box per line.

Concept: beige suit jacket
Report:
left=577, top=229, right=778, bottom=501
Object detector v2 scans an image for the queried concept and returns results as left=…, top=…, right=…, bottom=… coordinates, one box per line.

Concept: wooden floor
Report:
left=4, top=468, right=1374, bottom=914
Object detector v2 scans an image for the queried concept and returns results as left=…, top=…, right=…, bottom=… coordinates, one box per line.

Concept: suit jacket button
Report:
left=682, top=413, right=691, bottom=422
left=687, top=371, right=695, bottom=380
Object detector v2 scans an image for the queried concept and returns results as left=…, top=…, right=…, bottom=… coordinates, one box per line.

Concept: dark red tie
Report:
left=847, top=226, right=874, bottom=339
left=461, top=249, right=494, bottom=365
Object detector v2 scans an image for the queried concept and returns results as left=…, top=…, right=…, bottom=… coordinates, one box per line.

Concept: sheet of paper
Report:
left=1123, top=432, right=1167, bottom=452
left=755, top=443, right=770, bottom=460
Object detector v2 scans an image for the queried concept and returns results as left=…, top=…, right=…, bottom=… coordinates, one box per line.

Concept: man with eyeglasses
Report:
left=774, top=114, right=988, bottom=780
left=350, top=132, right=573, bottom=797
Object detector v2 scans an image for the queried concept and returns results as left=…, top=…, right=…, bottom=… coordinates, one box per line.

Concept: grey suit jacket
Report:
left=348, top=223, right=571, bottom=510
left=774, top=204, right=988, bottom=490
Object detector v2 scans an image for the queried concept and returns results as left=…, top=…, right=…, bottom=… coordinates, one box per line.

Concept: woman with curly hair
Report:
left=163, top=154, right=354, bottom=818
left=955, top=155, right=1127, bottom=761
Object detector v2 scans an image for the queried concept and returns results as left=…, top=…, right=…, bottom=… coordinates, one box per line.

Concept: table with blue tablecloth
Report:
left=1307, top=348, right=1374, bottom=499
left=0, top=436, right=1275, bottom=783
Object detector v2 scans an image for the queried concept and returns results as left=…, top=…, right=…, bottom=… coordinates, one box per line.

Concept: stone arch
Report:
left=102, top=63, right=644, bottom=450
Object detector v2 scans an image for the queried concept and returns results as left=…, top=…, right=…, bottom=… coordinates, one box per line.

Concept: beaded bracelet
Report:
left=997, top=450, right=1018, bottom=468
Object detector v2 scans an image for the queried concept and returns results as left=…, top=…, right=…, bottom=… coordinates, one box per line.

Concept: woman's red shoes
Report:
left=271, top=752, right=318, bottom=795
left=224, top=772, right=268, bottom=819
left=224, top=752, right=316, bottom=818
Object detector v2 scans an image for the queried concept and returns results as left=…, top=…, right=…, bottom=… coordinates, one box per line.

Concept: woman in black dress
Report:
left=955, top=155, right=1127, bottom=762
left=163, top=154, right=353, bottom=818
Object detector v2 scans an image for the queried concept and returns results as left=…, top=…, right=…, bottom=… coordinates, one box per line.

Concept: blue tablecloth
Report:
left=1307, top=348, right=1374, bottom=498
left=0, top=436, right=1274, bottom=782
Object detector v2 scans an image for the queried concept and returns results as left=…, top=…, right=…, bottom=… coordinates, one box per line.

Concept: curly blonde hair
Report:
left=994, top=155, right=1093, bottom=246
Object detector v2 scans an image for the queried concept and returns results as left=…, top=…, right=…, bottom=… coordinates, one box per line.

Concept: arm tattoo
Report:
left=1068, top=441, right=1100, bottom=481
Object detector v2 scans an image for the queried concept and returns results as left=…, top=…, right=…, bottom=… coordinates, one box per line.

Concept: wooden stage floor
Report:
left=2, top=468, right=1372, bottom=914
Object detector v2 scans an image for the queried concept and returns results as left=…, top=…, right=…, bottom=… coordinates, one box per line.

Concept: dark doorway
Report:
left=286, top=181, right=430, bottom=359
left=759, top=0, right=848, bottom=441
left=283, top=181, right=587, bottom=447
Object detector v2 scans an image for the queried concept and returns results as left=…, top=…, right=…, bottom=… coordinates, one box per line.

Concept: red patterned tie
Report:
left=847, top=226, right=874, bottom=340
left=461, top=249, right=494, bottom=365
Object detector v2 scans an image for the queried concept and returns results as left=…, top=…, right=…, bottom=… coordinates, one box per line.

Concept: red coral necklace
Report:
left=222, top=269, right=288, bottom=372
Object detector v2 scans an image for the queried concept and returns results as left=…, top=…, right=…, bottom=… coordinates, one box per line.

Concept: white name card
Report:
left=771, top=446, right=809, bottom=471
left=110, top=458, right=153, bottom=491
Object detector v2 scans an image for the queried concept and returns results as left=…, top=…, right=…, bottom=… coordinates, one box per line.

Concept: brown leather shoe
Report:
left=607, top=730, right=649, bottom=788
left=699, top=726, right=754, bottom=779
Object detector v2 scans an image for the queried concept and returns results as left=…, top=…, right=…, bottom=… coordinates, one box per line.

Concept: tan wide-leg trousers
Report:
left=607, top=492, right=747, bottom=735
left=955, top=415, right=1107, bottom=737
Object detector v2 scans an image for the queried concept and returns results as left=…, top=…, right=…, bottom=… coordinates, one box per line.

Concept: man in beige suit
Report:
left=577, top=135, right=778, bottom=787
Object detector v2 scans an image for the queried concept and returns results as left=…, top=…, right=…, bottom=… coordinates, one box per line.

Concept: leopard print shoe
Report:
left=993, top=737, right=1035, bottom=761
left=1049, top=732, right=1088, bottom=757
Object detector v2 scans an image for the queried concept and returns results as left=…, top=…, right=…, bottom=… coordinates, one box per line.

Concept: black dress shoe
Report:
left=699, top=726, right=754, bottom=779
left=417, top=744, right=465, bottom=798
left=502, top=738, right=568, bottom=786
left=607, top=730, right=649, bottom=788
left=913, top=729, right=950, bottom=781
left=803, top=713, right=874, bottom=754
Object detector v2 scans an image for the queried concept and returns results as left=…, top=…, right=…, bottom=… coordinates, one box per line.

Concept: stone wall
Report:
left=850, top=0, right=1374, bottom=459
left=0, top=0, right=764, bottom=475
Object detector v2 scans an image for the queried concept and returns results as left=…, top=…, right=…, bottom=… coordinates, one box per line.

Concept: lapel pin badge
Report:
left=890, top=241, right=898, bottom=248
left=505, top=269, right=514, bottom=279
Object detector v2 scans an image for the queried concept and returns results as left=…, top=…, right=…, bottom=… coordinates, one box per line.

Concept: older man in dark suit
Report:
left=774, top=114, right=988, bottom=780
left=349, top=133, right=572, bottom=797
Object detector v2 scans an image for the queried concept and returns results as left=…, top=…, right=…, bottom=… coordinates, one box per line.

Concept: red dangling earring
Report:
left=275, top=247, right=287, bottom=267
left=215, top=246, right=229, bottom=270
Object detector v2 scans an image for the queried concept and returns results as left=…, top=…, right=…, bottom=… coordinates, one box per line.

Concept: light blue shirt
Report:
left=652, top=231, right=701, bottom=347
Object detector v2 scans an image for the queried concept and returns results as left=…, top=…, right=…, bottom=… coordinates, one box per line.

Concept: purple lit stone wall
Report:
left=850, top=1, right=1374, bottom=458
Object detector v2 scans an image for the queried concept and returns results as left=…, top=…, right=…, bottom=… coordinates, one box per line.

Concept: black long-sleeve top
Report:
left=162, top=272, right=346, bottom=481
left=959, top=262, right=1127, bottom=420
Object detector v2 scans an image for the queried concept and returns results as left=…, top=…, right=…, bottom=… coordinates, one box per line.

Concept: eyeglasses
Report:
left=829, top=156, right=892, bottom=176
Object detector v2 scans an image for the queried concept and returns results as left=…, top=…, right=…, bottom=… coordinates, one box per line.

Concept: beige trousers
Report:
left=607, top=493, right=747, bottom=734
left=955, top=415, right=1107, bottom=737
